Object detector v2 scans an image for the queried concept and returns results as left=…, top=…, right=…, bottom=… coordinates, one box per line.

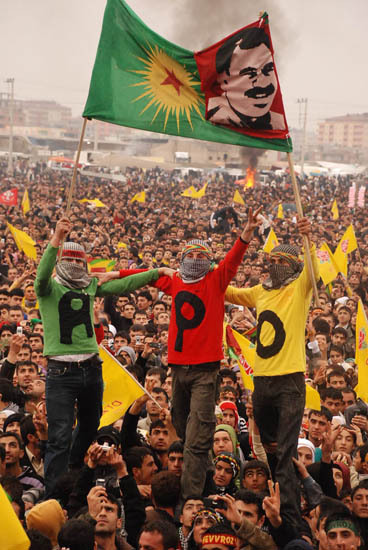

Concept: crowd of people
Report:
left=0, top=157, right=368, bottom=550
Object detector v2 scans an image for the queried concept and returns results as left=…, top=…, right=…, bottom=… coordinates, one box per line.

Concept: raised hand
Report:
left=241, top=206, right=263, bottom=243
left=262, top=480, right=282, bottom=527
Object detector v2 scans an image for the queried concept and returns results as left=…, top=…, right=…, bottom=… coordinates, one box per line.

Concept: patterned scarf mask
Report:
left=179, top=240, right=212, bottom=283
left=263, top=244, right=303, bottom=290
left=55, top=261, right=91, bottom=289
left=54, top=242, right=91, bottom=289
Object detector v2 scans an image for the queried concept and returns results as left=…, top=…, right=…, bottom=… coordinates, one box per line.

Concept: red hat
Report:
left=219, top=401, right=239, bottom=427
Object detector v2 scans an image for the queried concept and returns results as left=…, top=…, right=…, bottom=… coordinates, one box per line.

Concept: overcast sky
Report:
left=1, top=0, right=367, bottom=131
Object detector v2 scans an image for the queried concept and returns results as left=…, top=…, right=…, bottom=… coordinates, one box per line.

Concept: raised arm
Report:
left=34, top=217, right=71, bottom=297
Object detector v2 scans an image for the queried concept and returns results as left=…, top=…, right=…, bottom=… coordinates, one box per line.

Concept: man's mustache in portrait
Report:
left=244, top=83, right=275, bottom=99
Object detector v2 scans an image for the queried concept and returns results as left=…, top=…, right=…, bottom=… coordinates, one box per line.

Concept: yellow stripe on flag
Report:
left=7, top=223, right=36, bottom=260
left=355, top=300, right=368, bottom=403
left=233, top=189, right=245, bottom=205
left=263, top=228, right=279, bottom=254
left=0, top=484, right=30, bottom=550
left=99, top=345, right=145, bottom=427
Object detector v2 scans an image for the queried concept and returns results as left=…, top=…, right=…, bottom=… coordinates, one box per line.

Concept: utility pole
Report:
left=297, top=98, right=308, bottom=180
left=6, top=78, right=15, bottom=175
left=94, top=120, right=98, bottom=152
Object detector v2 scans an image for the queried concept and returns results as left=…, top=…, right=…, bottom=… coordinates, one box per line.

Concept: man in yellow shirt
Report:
left=225, top=217, right=319, bottom=530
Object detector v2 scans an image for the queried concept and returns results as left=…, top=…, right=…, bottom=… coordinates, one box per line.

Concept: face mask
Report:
left=269, top=263, right=295, bottom=289
left=55, top=261, right=91, bottom=289
left=179, top=257, right=211, bottom=282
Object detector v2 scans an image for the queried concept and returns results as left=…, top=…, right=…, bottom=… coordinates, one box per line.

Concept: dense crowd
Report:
left=0, top=157, right=368, bottom=550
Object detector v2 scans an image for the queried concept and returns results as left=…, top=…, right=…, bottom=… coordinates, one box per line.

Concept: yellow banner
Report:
left=99, top=346, right=144, bottom=427
left=7, top=223, right=36, bottom=261
left=233, top=190, right=245, bottom=205
left=316, top=242, right=338, bottom=286
left=355, top=300, right=368, bottom=403
left=0, top=484, right=30, bottom=550
left=263, top=228, right=279, bottom=254
left=333, top=225, right=358, bottom=276
left=130, top=191, right=146, bottom=203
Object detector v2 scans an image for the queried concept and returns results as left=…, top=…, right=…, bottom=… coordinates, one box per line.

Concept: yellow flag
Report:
left=263, top=228, right=279, bottom=254
left=117, top=242, right=128, bottom=249
left=277, top=203, right=284, bottom=219
left=130, top=191, right=146, bottom=203
left=79, top=198, right=107, bottom=207
left=233, top=190, right=245, bottom=205
left=231, top=329, right=255, bottom=391
left=331, top=199, right=339, bottom=220
left=355, top=300, right=368, bottom=402
left=316, top=242, right=338, bottom=286
left=305, top=384, right=321, bottom=410
left=0, top=484, right=30, bottom=550
left=195, top=182, right=207, bottom=198
left=21, top=190, right=30, bottom=215
left=333, top=225, right=358, bottom=276
left=7, top=223, right=36, bottom=260
left=99, top=346, right=145, bottom=427
left=181, top=186, right=197, bottom=197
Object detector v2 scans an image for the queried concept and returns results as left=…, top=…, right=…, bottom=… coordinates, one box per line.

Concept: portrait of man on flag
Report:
left=195, top=17, right=288, bottom=138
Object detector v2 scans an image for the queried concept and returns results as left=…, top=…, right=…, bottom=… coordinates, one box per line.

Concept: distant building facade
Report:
left=318, top=113, right=368, bottom=150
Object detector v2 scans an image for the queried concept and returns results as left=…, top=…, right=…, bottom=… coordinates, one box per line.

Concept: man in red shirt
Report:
left=155, top=207, right=261, bottom=498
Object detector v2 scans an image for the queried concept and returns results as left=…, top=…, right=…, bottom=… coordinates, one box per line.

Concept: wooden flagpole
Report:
left=65, top=117, right=88, bottom=215
left=59, top=117, right=88, bottom=257
left=287, top=152, right=320, bottom=307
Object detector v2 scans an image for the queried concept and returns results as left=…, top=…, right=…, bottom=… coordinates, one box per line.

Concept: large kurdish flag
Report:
left=83, top=0, right=292, bottom=153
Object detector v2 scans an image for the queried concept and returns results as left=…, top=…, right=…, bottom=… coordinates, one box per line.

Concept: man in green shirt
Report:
left=35, top=217, right=170, bottom=497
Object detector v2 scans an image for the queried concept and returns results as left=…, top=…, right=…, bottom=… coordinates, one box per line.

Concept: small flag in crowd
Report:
left=224, top=324, right=254, bottom=391
left=263, top=228, right=279, bottom=254
left=277, top=203, right=284, bottom=219
left=358, top=186, right=366, bottom=208
left=348, top=183, right=356, bottom=208
left=0, top=484, right=30, bottom=550
left=79, top=198, right=107, bottom=207
left=21, top=190, right=30, bottom=215
left=355, top=300, right=368, bottom=403
left=99, top=345, right=145, bottom=427
left=83, top=0, right=292, bottom=153
left=88, top=258, right=116, bottom=273
left=130, top=191, right=146, bottom=203
left=333, top=225, right=358, bottom=276
left=316, top=242, right=338, bottom=286
left=7, top=223, right=37, bottom=260
left=0, top=188, right=18, bottom=206
left=181, top=186, right=197, bottom=198
left=195, top=182, right=208, bottom=198
left=331, top=199, right=339, bottom=220
left=233, top=190, right=245, bottom=205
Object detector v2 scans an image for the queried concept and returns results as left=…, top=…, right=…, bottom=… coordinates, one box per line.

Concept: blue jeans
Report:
left=44, top=356, right=103, bottom=498
left=252, top=372, right=305, bottom=529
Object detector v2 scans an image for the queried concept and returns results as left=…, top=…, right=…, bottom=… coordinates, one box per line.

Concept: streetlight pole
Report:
left=297, top=98, right=308, bottom=180
left=6, top=78, right=15, bottom=175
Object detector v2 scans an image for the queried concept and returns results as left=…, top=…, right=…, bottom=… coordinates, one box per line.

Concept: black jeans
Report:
left=252, top=372, right=305, bottom=529
left=44, top=356, right=103, bottom=498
